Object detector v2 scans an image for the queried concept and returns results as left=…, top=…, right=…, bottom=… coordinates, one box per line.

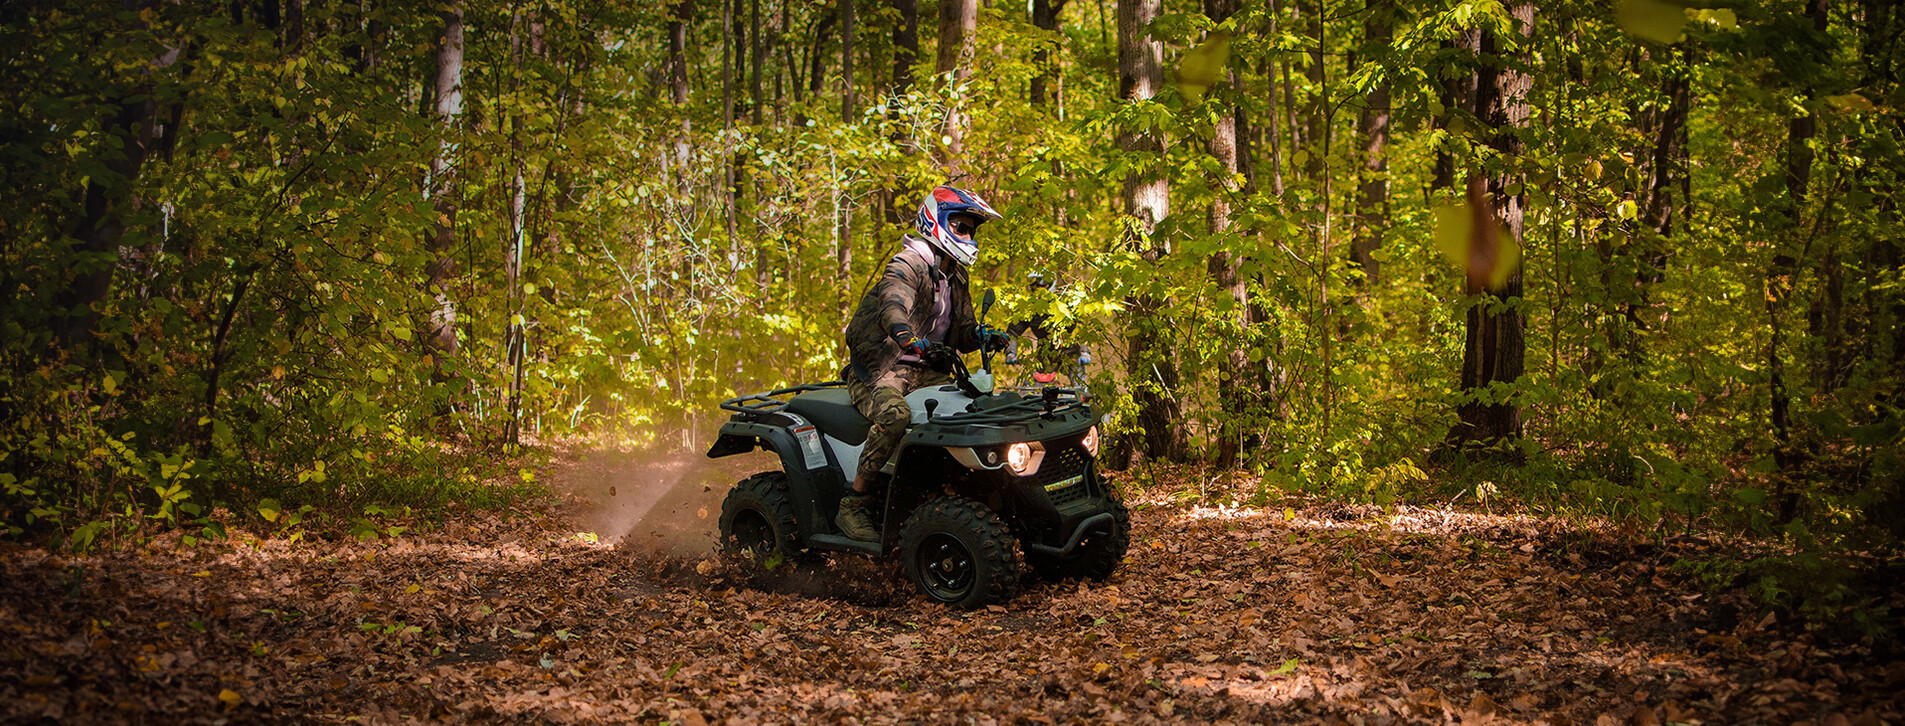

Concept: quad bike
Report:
left=705, top=291, right=1129, bottom=608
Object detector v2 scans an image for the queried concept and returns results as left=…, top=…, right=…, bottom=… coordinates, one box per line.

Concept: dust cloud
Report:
left=551, top=444, right=782, bottom=556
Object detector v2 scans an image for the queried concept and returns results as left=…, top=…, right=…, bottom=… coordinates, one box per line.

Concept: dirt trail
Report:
left=2, top=460, right=1900, bottom=724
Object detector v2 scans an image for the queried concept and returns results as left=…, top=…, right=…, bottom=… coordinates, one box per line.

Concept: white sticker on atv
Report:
left=783, top=414, right=828, bottom=470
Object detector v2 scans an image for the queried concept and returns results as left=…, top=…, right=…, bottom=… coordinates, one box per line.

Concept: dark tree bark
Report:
left=1116, top=0, right=1185, bottom=463
left=1351, top=5, right=1391, bottom=287
left=799, top=11, right=836, bottom=126
left=892, top=0, right=918, bottom=97
left=1431, top=29, right=1480, bottom=194
left=885, top=0, right=920, bottom=222
left=1447, top=1, right=1532, bottom=447
left=1769, top=0, right=1830, bottom=522
left=936, top=0, right=976, bottom=175
left=422, top=2, right=465, bottom=380
left=282, top=0, right=304, bottom=53
left=53, top=0, right=177, bottom=353
left=1030, top=0, right=1067, bottom=107
left=750, top=0, right=764, bottom=124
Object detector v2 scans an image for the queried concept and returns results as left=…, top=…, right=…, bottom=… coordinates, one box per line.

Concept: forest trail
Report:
left=3, top=456, right=1898, bottom=725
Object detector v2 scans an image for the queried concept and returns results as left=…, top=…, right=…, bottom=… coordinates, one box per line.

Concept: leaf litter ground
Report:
left=3, top=453, right=1901, bottom=725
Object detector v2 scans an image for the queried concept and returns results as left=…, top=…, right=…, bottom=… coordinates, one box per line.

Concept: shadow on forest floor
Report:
left=2, top=457, right=1901, bottom=724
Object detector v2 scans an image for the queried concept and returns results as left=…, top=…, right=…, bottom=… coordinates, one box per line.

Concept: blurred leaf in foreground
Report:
left=1616, top=0, right=1687, bottom=43
left=1178, top=31, right=1233, bottom=101
left=1435, top=177, right=1520, bottom=294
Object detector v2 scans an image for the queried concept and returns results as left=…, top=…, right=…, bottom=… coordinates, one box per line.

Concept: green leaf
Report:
left=1271, top=657, right=1300, bottom=675
left=258, top=498, right=282, bottom=523
left=1617, top=200, right=1638, bottom=220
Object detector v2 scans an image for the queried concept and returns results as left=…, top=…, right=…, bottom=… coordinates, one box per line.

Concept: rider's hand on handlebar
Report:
left=900, top=334, right=931, bottom=357
left=924, top=343, right=958, bottom=373
left=972, top=323, right=1010, bottom=353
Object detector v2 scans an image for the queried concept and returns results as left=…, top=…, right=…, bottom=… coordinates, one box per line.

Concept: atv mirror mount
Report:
left=977, top=288, right=998, bottom=376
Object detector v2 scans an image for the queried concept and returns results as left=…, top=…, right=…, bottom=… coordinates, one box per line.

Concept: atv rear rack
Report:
left=719, top=381, right=847, bottom=416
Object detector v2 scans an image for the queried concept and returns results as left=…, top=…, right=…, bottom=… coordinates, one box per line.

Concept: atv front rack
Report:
left=719, top=381, right=847, bottom=416
left=929, top=388, right=1089, bottom=427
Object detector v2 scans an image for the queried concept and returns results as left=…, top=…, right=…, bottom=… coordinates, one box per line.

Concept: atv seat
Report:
left=785, top=388, right=870, bottom=446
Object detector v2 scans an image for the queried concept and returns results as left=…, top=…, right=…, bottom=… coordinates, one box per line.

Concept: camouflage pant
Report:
left=847, top=365, right=946, bottom=486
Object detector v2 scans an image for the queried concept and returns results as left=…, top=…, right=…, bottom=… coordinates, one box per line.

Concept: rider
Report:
left=836, top=185, right=1010, bottom=542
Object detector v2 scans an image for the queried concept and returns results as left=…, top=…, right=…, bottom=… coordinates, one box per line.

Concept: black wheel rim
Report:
left=915, top=532, right=975, bottom=602
left=729, top=508, right=775, bottom=555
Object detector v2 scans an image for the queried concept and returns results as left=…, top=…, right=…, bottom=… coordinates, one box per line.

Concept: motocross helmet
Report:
left=914, top=185, right=1002, bottom=267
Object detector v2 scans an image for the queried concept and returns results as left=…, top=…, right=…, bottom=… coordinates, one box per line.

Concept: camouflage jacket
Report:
left=843, top=236, right=980, bottom=383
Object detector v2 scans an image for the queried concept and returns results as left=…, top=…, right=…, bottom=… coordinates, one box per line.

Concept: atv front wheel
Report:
left=718, top=472, right=799, bottom=560
left=898, top=496, right=1020, bottom=608
left=1028, top=497, right=1130, bottom=582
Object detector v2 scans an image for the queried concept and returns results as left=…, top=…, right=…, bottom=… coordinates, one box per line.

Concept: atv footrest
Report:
left=809, top=533, right=884, bottom=555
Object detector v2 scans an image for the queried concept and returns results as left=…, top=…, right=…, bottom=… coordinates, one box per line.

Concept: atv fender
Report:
left=707, top=421, right=844, bottom=540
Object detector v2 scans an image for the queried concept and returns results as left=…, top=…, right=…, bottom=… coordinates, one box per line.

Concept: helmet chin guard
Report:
left=914, top=185, right=1002, bottom=267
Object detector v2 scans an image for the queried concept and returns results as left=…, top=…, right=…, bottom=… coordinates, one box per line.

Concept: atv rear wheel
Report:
left=898, top=496, right=1020, bottom=608
left=1028, top=497, right=1130, bottom=582
left=718, top=472, right=799, bottom=561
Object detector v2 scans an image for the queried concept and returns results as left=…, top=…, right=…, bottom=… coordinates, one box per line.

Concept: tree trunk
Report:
left=423, top=2, right=465, bottom=382
left=505, top=8, right=530, bottom=445
left=1351, top=6, right=1390, bottom=287
left=800, top=12, right=836, bottom=126
left=668, top=0, right=691, bottom=105
left=1203, top=0, right=1249, bottom=467
left=841, top=0, right=856, bottom=121
left=892, top=0, right=918, bottom=99
left=1769, top=0, right=1829, bottom=523
left=723, top=0, right=737, bottom=244
left=1030, top=0, right=1067, bottom=107
left=1431, top=29, right=1480, bottom=194
left=1261, top=0, right=1285, bottom=196
left=885, top=0, right=920, bottom=222
left=751, top=0, right=764, bottom=124
left=1117, top=0, right=1184, bottom=463
left=1447, top=1, right=1532, bottom=447
left=936, top=0, right=976, bottom=175
left=53, top=1, right=175, bottom=353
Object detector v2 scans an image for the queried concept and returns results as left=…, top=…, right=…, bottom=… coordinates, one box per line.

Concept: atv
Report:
left=705, top=291, right=1129, bottom=608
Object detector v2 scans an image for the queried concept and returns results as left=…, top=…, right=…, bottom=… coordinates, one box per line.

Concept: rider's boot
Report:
left=835, top=491, right=880, bottom=542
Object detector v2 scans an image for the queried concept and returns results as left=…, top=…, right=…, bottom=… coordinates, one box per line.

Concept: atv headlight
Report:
left=1081, top=425, right=1100, bottom=456
left=1005, top=442, right=1037, bottom=475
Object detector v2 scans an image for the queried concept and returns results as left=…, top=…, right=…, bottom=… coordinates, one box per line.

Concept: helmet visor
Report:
left=947, top=213, right=984, bottom=240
